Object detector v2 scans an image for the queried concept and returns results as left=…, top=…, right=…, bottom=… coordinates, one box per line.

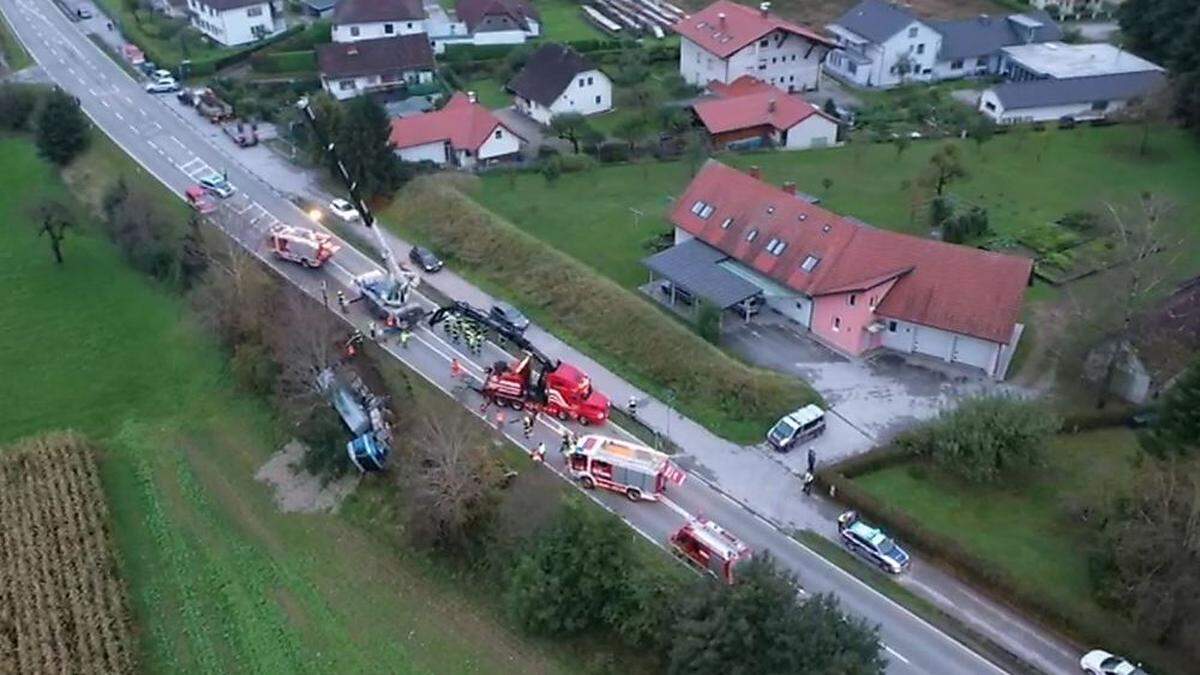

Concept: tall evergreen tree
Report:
left=334, top=96, right=403, bottom=201
left=35, top=87, right=89, bottom=165
left=1117, top=0, right=1200, bottom=135
left=1142, top=358, right=1200, bottom=458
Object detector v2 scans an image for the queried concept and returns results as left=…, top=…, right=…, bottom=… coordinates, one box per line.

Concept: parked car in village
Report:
left=199, top=174, right=235, bottom=199
left=407, top=246, right=443, bottom=273
left=659, top=280, right=694, bottom=305
left=766, top=404, right=826, bottom=452
left=145, top=77, right=179, bottom=94
left=489, top=302, right=529, bottom=334
left=75, top=4, right=93, bottom=18
left=185, top=186, right=216, bottom=214
left=328, top=198, right=359, bottom=222
left=1079, top=650, right=1148, bottom=675
left=837, top=511, right=910, bottom=574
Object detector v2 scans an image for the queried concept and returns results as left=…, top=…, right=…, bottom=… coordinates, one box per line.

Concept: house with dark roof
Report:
left=186, top=0, right=283, bottom=46
left=692, top=76, right=839, bottom=151
left=331, top=0, right=427, bottom=44
left=644, top=160, right=1032, bottom=378
left=454, top=0, right=539, bottom=41
left=673, top=0, right=834, bottom=93
left=317, top=34, right=436, bottom=100
left=823, top=0, right=1059, bottom=88
left=979, top=42, right=1165, bottom=123
left=508, top=44, right=611, bottom=125
left=388, top=91, right=525, bottom=167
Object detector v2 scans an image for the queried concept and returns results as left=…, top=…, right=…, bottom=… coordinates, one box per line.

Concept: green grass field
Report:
left=475, top=125, right=1200, bottom=289
left=465, top=77, right=511, bottom=109
left=852, top=429, right=1140, bottom=641
left=530, top=0, right=606, bottom=41
left=0, top=135, right=591, bottom=674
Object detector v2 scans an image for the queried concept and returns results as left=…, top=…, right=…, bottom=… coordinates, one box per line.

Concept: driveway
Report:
left=725, top=314, right=1013, bottom=453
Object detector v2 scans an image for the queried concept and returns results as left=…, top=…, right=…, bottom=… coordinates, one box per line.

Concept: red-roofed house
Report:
left=673, top=0, right=834, bottom=93
left=388, top=92, right=524, bottom=167
left=651, top=160, right=1032, bottom=378
left=693, top=76, right=839, bottom=150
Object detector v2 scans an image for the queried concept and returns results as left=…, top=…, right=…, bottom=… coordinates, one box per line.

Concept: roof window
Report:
left=692, top=200, right=716, bottom=218
left=798, top=213, right=807, bottom=221
left=800, top=255, right=820, bottom=272
left=766, top=238, right=787, bottom=256
left=766, top=205, right=775, bottom=214
left=746, top=228, right=759, bottom=242
left=721, top=217, right=734, bottom=229
left=822, top=224, right=832, bottom=233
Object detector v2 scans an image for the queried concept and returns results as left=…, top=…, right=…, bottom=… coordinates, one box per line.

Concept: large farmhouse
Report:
left=645, top=161, right=1033, bottom=378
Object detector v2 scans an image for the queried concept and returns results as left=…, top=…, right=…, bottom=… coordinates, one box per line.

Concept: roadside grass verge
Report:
left=475, top=125, right=1200, bottom=290
left=840, top=429, right=1190, bottom=673
left=0, top=133, right=643, bottom=673
left=382, top=173, right=823, bottom=444
left=85, top=33, right=143, bottom=79
left=0, top=11, right=32, bottom=71
left=794, top=530, right=1040, bottom=675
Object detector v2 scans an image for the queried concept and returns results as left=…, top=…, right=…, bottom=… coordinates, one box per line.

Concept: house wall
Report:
left=879, top=316, right=1002, bottom=375
left=473, top=28, right=528, bottom=44
left=978, top=88, right=1132, bottom=123
left=322, top=68, right=433, bottom=100
left=515, top=96, right=552, bottom=125
left=674, top=227, right=694, bottom=245
left=397, top=140, right=449, bottom=164
left=710, top=125, right=772, bottom=149
left=680, top=36, right=728, bottom=87
left=810, top=279, right=896, bottom=354
left=548, top=69, right=612, bottom=118
left=477, top=124, right=522, bottom=160
left=781, top=114, right=838, bottom=149
left=723, top=30, right=826, bottom=92
left=930, top=53, right=997, bottom=80
left=332, top=19, right=426, bottom=42
left=189, top=0, right=278, bottom=46
left=823, top=20, right=941, bottom=88
left=766, top=294, right=812, bottom=326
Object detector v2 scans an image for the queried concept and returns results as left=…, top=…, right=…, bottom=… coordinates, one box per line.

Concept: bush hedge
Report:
left=249, top=50, right=317, bottom=73
left=387, top=175, right=823, bottom=443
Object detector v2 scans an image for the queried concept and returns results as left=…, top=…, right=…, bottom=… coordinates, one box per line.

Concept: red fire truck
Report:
left=670, top=518, right=752, bottom=584
left=429, top=302, right=611, bottom=426
left=267, top=225, right=340, bottom=268
left=565, top=434, right=686, bottom=501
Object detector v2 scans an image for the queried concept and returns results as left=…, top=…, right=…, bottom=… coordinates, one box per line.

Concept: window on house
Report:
left=800, top=255, right=819, bottom=272
left=848, top=294, right=857, bottom=306
left=339, top=80, right=355, bottom=90
left=720, top=217, right=733, bottom=229
left=494, top=129, right=502, bottom=139
left=984, top=101, right=996, bottom=111
left=579, top=78, right=585, bottom=87
left=384, top=23, right=394, bottom=33
left=907, top=26, right=917, bottom=37
left=1091, top=100, right=1109, bottom=111
left=916, top=43, right=925, bottom=55
left=350, top=26, right=360, bottom=36
left=758, top=64, right=767, bottom=71
left=407, top=22, right=414, bottom=28
left=699, top=204, right=714, bottom=219
left=847, top=62, right=858, bottom=75
left=772, top=57, right=777, bottom=63
left=951, top=59, right=963, bottom=69
left=691, top=200, right=706, bottom=214
left=587, top=76, right=593, bottom=85
left=595, top=95, right=601, bottom=104
left=976, top=57, right=987, bottom=67
left=833, top=317, right=841, bottom=331
left=888, top=320, right=897, bottom=332
left=746, top=228, right=759, bottom=242
left=247, top=5, right=262, bottom=16
left=759, top=39, right=768, bottom=47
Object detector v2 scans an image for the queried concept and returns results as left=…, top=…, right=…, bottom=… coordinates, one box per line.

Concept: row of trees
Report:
left=0, top=83, right=90, bottom=166
left=1117, top=0, right=1200, bottom=134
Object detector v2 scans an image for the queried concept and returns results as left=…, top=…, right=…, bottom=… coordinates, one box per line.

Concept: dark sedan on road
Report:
left=490, top=302, right=530, bottom=334
left=408, top=246, right=443, bottom=272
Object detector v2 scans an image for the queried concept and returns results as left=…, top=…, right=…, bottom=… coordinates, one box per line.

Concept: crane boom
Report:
left=295, top=97, right=418, bottom=303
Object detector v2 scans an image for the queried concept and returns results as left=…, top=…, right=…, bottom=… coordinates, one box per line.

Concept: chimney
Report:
left=782, top=181, right=796, bottom=195
left=767, top=98, right=776, bottom=113
left=749, top=165, right=761, bottom=179
left=467, top=90, right=477, bottom=103
left=759, top=1, right=770, bottom=17
left=718, top=12, right=726, bottom=29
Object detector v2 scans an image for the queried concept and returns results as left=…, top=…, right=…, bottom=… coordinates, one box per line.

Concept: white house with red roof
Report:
left=646, top=161, right=1032, bottom=378
left=693, top=76, right=839, bottom=150
left=388, top=92, right=524, bottom=168
left=673, top=0, right=835, bottom=93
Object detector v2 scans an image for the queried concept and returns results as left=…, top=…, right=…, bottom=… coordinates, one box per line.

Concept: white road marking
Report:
left=99, top=99, right=109, bottom=108
left=113, top=111, right=123, bottom=121
left=883, top=644, right=911, bottom=665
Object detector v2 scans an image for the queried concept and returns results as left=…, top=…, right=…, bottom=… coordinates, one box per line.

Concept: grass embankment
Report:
left=91, top=0, right=239, bottom=71
left=476, top=125, right=1200, bottom=289
left=384, top=174, right=822, bottom=444
left=851, top=429, right=1185, bottom=671
left=0, top=135, right=603, bottom=673
left=0, top=11, right=32, bottom=72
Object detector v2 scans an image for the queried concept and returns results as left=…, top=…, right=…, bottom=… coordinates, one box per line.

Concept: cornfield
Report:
left=0, top=432, right=135, bottom=674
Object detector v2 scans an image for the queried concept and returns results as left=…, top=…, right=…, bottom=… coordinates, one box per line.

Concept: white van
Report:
left=766, top=404, right=826, bottom=452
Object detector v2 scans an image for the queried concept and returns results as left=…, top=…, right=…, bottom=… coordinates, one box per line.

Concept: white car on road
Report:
left=329, top=198, right=360, bottom=222
left=145, top=77, right=179, bottom=94
left=1080, top=650, right=1148, bottom=675
left=199, top=175, right=236, bottom=199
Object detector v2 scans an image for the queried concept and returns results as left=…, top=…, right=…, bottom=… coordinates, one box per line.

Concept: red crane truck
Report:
left=565, top=434, right=686, bottom=501
left=428, top=302, right=611, bottom=426
left=670, top=518, right=752, bottom=584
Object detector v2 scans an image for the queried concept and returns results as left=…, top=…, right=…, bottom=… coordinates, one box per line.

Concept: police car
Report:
left=837, top=511, right=910, bottom=574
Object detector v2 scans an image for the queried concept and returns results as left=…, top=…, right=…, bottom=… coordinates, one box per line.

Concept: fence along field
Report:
left=0, top=431, right=135, bottom=674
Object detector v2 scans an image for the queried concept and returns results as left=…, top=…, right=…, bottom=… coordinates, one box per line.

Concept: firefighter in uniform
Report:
left=522, top=413, right=535, bottom=439
left=532, top=442, right=547, bottom=463
left=468, top=323, right=483, bottom=356
left=336, top=290, right=347, bottom=313
left=445, top=314, right=460, bottom=342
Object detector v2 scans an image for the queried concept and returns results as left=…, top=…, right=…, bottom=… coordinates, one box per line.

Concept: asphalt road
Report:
left=0, top=2, right=1062, bottom=672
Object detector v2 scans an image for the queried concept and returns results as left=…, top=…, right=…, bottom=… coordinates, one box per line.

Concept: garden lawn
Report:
left=852, top=429, right=1140, bottom=640
left=465, top=77, right=511, bottom=109
left=92, top=0, right=238, bottom=70
left=530, top=0, right=606, bottom=41
left=0, top=135, right=583, bottom=674
left=475, top=125, right=1200, bottom=289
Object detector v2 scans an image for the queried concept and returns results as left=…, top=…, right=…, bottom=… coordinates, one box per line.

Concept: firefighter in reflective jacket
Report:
left=445, top=315, right=461, bottom=342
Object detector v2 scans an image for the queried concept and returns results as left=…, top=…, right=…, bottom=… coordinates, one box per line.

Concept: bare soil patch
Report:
left=255, top=441, right=360, bottom=514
